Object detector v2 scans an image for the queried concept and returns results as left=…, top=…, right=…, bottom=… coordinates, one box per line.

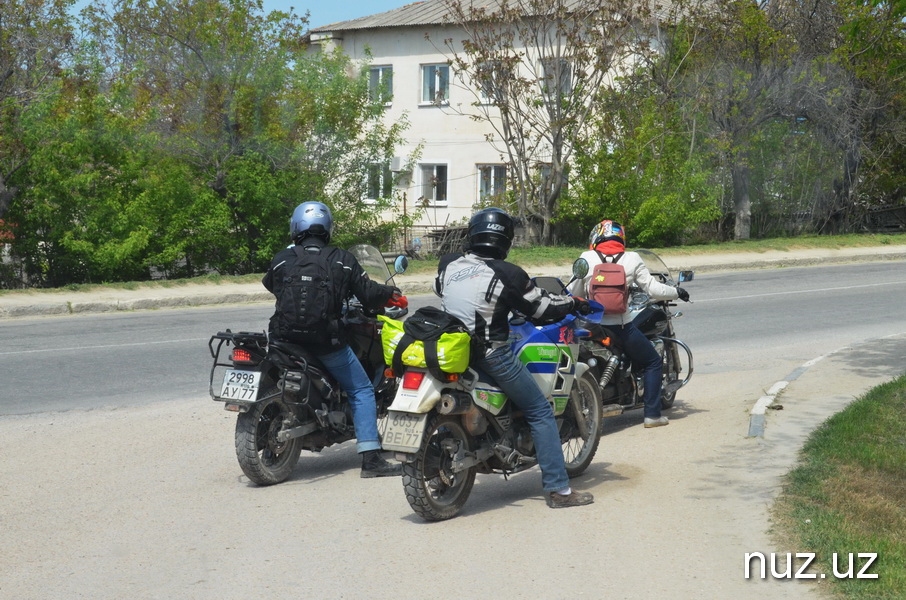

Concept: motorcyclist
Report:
left=434, top=207, right=595, bottom=509
left=263, top=201, right=408, bottom=477
left=567, top=219, right=690, bottom=428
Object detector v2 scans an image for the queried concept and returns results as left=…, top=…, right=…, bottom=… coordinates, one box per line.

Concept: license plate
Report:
left=218, top=369, right=261, bottom=401
left=382, top=411, right=428, bottom=452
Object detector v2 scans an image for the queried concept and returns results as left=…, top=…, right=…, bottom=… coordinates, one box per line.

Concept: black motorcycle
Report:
left=208, top=244, right=408, bottom=485
left=537, top=249, right=693, bottom=420
left=578, top=249, right=693, bottom=418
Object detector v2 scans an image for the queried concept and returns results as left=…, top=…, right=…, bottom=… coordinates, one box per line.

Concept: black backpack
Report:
left=273, top=246, right=339, bottom=345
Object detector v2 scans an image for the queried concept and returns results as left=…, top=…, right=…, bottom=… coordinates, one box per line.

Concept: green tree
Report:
left=0, top=0, right=75, bottom=219
left=79, top=0, right=411, bottom=276
left=569, top=32, right=722, bottom=247
left=763, top=0, right=905, bottom=232
left=439, top=0, right=646, bottom=244
left=7, top=51, right=164, bottom=286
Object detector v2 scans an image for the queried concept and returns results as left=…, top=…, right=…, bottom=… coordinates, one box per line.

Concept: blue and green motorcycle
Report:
left=382, top=265, right=603, bottom=521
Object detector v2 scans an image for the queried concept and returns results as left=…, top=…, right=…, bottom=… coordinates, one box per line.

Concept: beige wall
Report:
left=312, top=25, right=506, bottom=229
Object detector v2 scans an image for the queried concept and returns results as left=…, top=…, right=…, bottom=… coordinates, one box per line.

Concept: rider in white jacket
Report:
left=567, top=220, right=689, bottom=428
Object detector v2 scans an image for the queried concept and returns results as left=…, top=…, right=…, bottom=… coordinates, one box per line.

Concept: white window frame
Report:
left=476, top=60, right=502, bottom=104
left=421, top=64, right=450, bottom=105
left=368, top=65, right=393, bottom=105
left=477, top=164, right=507, bottom=202
left=419, top=163, right=448, bottom=205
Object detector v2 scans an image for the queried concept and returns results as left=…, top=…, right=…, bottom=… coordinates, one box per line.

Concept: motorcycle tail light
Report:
left=402, top=370, right=426, bottom=390
left=232, top=348, right=253, bottom=363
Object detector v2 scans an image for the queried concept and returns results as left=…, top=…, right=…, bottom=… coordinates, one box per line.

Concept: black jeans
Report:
left=612, top=322, right=663, bottom=419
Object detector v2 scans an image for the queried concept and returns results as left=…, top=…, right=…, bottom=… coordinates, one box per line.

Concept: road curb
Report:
left=747, top=357, right=827, bottom=438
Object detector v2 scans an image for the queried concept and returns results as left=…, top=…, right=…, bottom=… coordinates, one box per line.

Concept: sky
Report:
left=261, top=1, right=411, bottom=28
left=68, top=1, right=415, bottom=29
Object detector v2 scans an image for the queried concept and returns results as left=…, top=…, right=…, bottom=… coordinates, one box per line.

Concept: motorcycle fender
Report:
left=575, top=361, right=590, bottom=380
left=387, top=370, right=444, bottom=414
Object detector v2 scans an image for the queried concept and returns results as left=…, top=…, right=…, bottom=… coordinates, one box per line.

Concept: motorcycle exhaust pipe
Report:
left=438, top=391, right=473, bottom=415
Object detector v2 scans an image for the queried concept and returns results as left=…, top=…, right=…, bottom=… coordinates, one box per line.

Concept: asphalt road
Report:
left=2, top=261, right=904, bottom=415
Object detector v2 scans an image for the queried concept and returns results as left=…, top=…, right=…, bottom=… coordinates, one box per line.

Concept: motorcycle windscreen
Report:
left=348, top=244, right=393, bottom=283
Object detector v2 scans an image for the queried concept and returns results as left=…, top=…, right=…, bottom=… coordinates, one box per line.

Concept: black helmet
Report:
left=290, top=201, right=333, bottom=244
left=467, top=207, right=514, bottom=259
left=587, top=219, right=625, bottom=249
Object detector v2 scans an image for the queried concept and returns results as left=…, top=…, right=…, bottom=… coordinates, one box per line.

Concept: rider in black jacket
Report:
left=434, top=208, right=594, bottom=509
left=263, top=201, right=405, bottom=478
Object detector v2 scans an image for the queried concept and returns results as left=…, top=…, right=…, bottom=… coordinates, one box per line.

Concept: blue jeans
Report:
left=318, top=345, right=381, bottom=453
left=613, top=323, right=663, bottom=419
left=475, top=346, right=569, bottom=492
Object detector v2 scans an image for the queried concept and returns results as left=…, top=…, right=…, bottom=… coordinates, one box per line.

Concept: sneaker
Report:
left=546, top=490, right=594, bottom=509
left=360, top=450, right=402, bottom=478
left=644, top=416, right=669, bottom=428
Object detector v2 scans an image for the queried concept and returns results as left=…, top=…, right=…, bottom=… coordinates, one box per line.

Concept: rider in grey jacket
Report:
left=434, top=208, right=595, bottom=509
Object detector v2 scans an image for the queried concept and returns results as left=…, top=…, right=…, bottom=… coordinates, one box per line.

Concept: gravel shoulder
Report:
left=2, top=245, right=906, bottom=599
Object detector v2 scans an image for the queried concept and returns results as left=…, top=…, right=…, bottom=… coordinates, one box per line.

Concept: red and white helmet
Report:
left=588, top=219, right=625, bottom=249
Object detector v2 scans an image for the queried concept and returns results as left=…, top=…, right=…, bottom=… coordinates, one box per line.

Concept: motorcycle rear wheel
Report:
left=234, top=386, right=302, bottom=485
left=402, top=414, right=476, bottom=522
left=562, top=372, right=603, bottom=477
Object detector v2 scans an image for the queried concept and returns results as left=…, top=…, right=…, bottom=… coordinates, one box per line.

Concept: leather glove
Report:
left=676, top=286, right=690, bottom=302
left=386, top=288, right=408, bottom=309
left=573, top=297, right=593, bottom=315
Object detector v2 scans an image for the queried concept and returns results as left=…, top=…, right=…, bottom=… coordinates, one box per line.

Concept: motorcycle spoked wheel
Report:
left=561, top=371, right=603, bottom=477
left=402, top=414, right=476, bottom=522
left=234, top=386, right=302, bottom=485
left=660, top=344, right=681, bottom=410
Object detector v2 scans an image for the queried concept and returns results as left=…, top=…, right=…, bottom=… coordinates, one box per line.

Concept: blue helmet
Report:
left=290, top=201, right=333, bottom=244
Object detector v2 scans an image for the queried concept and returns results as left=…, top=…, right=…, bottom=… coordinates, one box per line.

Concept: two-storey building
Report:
left=309, top=1, right=511, bottom=235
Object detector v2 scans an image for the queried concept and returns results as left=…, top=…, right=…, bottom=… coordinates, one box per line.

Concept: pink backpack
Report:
left=588, top=251, right=628, bottom=314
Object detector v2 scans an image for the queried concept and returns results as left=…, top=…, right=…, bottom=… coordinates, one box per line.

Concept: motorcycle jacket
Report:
left=263, top=238, right=395, bottom=352
left=435, top=251, right=577, bottom=348
left=568, top=248, right=678, bottom=326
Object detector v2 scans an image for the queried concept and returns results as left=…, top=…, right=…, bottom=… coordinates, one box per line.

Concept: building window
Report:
left=540, top=57, right=572, bottom=98
left=538, top=162, right=569, bottom=196
left=476, top=60, right=502, bottom=103
left=368, top=65, right=393, bottom=105
left=419, top=164, right=448, bottom=204
left=421, top=64, right=450, bottom=104
left=478, top=164, right=507, bottom=201
left=366, top=162, right=393, bottom=202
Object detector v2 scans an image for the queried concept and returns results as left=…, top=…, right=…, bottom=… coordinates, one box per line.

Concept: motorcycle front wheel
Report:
left=234, top=386, right=302, bottom=485
left=561, top=371, right=603, bottom=477
left=661, top=345, right=680, bottom=410
left=402, top=414, right=476, bottom=522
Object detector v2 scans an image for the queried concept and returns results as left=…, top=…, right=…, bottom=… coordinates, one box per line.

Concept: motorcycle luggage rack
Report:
left=207, top=329, right=268, bottom=398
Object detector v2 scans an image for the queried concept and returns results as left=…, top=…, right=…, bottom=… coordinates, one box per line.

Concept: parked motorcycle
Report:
left=567, top=249, right=694, bottom=418
left=382, top=264, right=603, bottom=521
left=208, top=244, right=408, bottom=485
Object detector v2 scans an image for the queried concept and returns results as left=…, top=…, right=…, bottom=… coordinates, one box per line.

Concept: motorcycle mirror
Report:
left=393, top=255, right=409, bottom=275
left=678, top=270, right=694, bottom=283
left=572, top=258, right=589, bottom=280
